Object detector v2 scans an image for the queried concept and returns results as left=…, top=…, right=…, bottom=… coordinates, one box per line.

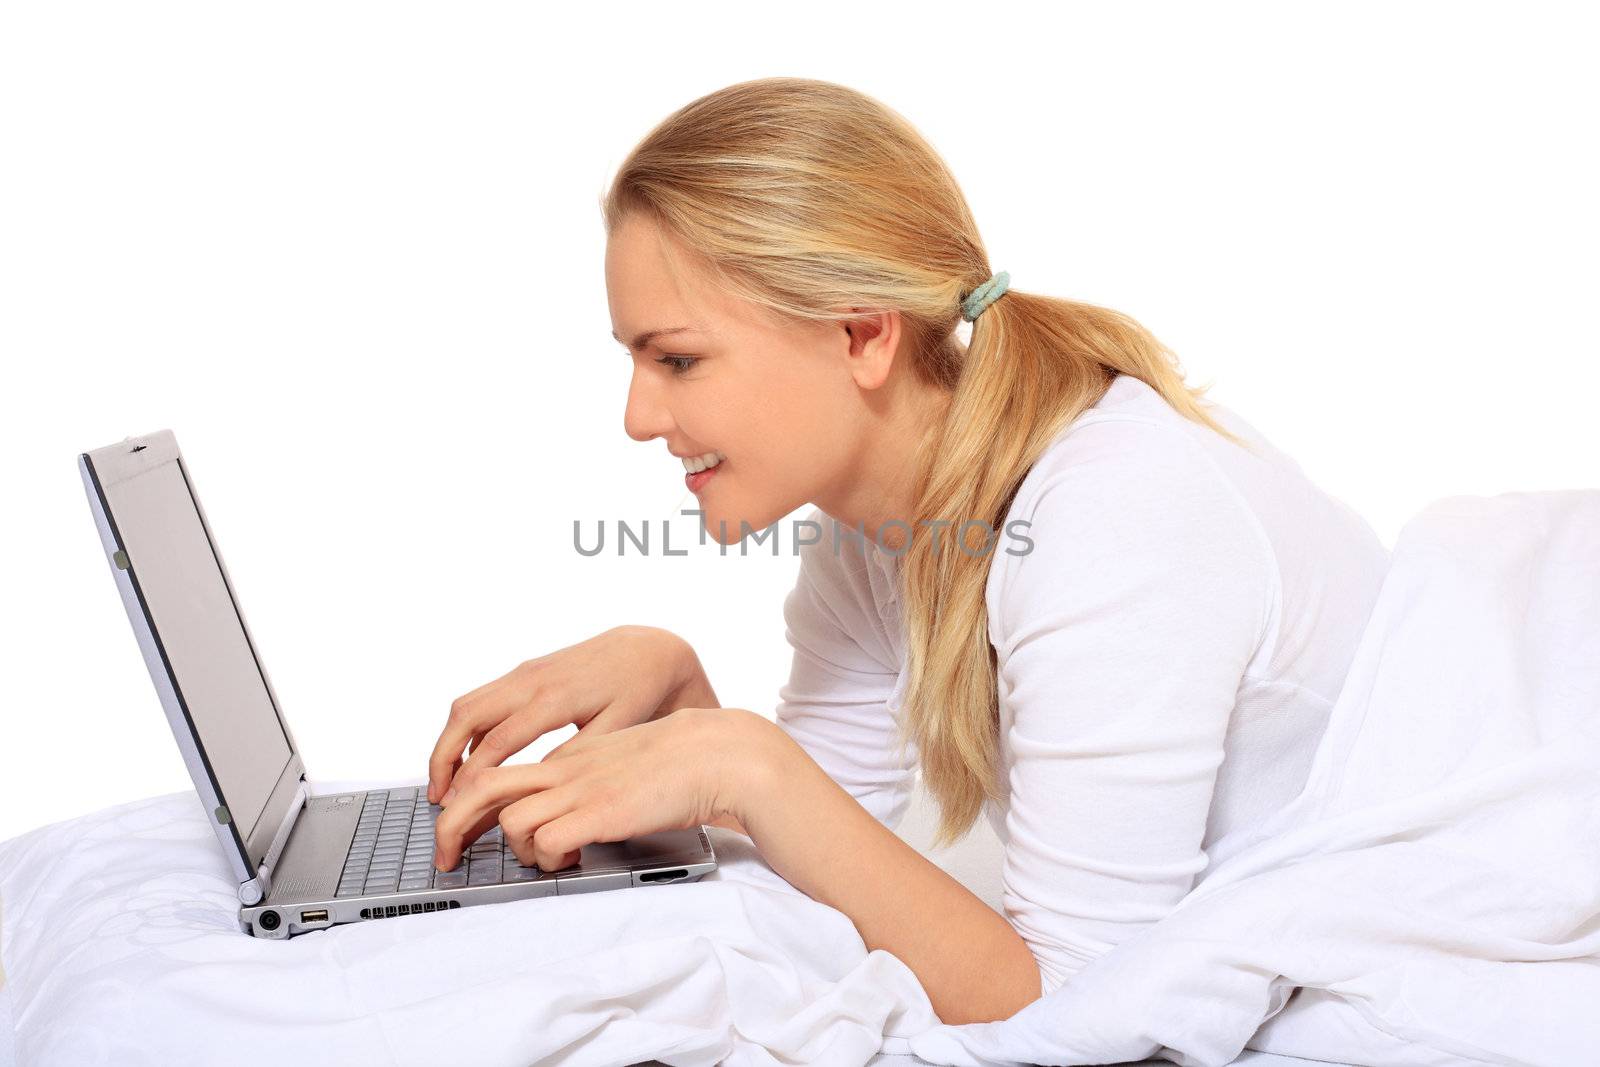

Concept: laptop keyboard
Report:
left=335, top=786, right=546, bottom=898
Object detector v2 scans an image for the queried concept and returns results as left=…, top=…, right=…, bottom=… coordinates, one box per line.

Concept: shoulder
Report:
left=1008, top=412, right=1263, bottom=533
left=987, top=414, right=1278, bottom=653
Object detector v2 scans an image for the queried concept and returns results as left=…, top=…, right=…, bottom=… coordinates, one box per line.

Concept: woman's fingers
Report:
left=429, top=629, right=703, bottom=807
left=453, top=715, right=546, bottom=793
left=428, top=694, right=489, bottom=799
left=433, top=763, right=562, bottom=870
left=427, top=665, right=537, bottom=802
left=499, top=785, right=585, bottom=870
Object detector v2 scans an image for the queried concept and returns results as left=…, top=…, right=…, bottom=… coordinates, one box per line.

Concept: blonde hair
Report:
left=602, top=77, right=1251, bottom=848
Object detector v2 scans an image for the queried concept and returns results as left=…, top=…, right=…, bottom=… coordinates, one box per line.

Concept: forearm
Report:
left=733, top=717, right=1041, bottom=1025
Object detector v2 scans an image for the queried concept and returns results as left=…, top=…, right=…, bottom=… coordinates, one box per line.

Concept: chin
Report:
left=697, top=499, right=787, bottom=548
left=698, top=508, right=746, bottom=547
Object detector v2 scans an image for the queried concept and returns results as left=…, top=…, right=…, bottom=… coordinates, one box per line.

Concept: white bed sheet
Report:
left=0, top=788, right=1358, bottom=1067
left=3, top=489, right=1595, bottom=1066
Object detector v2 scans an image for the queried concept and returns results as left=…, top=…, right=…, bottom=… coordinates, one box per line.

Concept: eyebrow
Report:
left=611, top=325, right=698, bottom=351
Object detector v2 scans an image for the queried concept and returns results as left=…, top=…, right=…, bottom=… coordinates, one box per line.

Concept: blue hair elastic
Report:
left=960, top=270, right=1010, bottom=322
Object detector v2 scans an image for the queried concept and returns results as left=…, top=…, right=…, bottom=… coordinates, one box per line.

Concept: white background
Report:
left=1, top=2, right=1594, bottom=844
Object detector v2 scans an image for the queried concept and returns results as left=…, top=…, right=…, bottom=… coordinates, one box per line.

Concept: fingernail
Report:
left=442, top=787, right=456, bottom=805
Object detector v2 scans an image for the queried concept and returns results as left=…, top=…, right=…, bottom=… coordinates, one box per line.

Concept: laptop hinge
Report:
left=251, top=775, right=308, bottom=902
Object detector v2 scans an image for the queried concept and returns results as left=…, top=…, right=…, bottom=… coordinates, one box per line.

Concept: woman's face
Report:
left=605, top=212, right=887, bottom=545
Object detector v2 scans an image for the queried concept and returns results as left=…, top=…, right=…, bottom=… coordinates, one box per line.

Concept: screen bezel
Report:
left=79, top=431, right=305, bottom=881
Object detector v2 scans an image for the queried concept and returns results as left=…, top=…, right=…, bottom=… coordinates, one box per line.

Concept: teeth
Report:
left=683, top=451, right=725, bottom=473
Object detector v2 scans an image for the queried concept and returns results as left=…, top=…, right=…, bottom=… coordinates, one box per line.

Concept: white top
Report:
left=773, top=374, right=1391, bottom=998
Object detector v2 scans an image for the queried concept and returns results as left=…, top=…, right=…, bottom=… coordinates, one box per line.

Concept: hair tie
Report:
left=960, top=270, right=1010, bottom=322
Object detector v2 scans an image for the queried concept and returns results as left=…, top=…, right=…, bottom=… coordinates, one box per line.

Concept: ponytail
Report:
left=899, top=286, right=1249, bottom=846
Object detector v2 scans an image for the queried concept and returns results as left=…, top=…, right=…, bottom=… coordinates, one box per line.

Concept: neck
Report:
left=816, top=374, right=952, bottom=551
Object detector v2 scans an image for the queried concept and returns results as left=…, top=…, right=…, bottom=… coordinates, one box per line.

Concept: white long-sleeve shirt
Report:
left=774, top=373, right=1390, bottom=999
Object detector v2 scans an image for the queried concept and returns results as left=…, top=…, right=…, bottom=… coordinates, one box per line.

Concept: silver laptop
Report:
left=78, top=429, right=717, bottom=940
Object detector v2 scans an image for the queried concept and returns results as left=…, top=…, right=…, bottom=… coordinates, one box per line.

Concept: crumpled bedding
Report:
left=904, top=489, right=1600, bottom=1067
left=0, top=789, right=942, bottom=1066
left=2, top=490, right=1596, bottom=1067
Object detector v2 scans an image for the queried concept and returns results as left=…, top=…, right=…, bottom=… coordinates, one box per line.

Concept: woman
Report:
left=423, top=77, right=1390, bottom=1027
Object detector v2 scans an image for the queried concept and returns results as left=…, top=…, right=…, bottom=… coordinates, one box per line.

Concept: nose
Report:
left=623, top=365, right=674, bottom=444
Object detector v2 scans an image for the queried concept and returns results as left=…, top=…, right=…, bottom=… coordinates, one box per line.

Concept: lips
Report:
left=686, top=461, right=722, bottom=493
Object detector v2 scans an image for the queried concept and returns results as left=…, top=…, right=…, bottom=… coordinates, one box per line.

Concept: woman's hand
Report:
left=426, top=625, right=718, bottom=806
left=431, top=705, right=772, bottom=872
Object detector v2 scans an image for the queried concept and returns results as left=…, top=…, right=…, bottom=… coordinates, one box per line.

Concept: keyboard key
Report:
left=399, top=875, right=432, bottom=891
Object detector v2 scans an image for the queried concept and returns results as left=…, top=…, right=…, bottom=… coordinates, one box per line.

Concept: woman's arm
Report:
left=730, top=715, right=1041, bottom=1026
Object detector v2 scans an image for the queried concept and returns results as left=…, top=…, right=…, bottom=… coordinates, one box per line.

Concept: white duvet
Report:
left=3, top=489, right=1597, bottom=1067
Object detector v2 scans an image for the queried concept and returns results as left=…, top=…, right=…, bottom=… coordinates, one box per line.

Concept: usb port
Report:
left=300, top=909, right=330, bottom=923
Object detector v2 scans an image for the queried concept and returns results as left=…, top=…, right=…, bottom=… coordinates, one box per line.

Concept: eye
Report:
left=654, top=354, right=699, bottom=375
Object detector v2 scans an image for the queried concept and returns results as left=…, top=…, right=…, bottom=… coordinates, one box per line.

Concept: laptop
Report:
left=77, top=429, right=717, bottom=940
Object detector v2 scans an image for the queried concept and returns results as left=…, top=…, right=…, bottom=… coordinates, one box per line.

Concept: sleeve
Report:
left=992, top=423, right=1275, bottom=998
left=773, top=527, right=920, bottom=832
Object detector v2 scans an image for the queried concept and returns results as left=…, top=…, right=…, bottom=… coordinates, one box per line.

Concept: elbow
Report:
left=943, top=951, right=1048, bottom=1026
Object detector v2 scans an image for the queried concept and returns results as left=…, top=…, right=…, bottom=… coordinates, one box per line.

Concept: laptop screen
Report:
left=99, top=454, right=294, bottom=848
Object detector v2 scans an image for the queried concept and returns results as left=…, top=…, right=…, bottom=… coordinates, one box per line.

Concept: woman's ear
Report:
left=841, top=309, right=902, bottom=390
